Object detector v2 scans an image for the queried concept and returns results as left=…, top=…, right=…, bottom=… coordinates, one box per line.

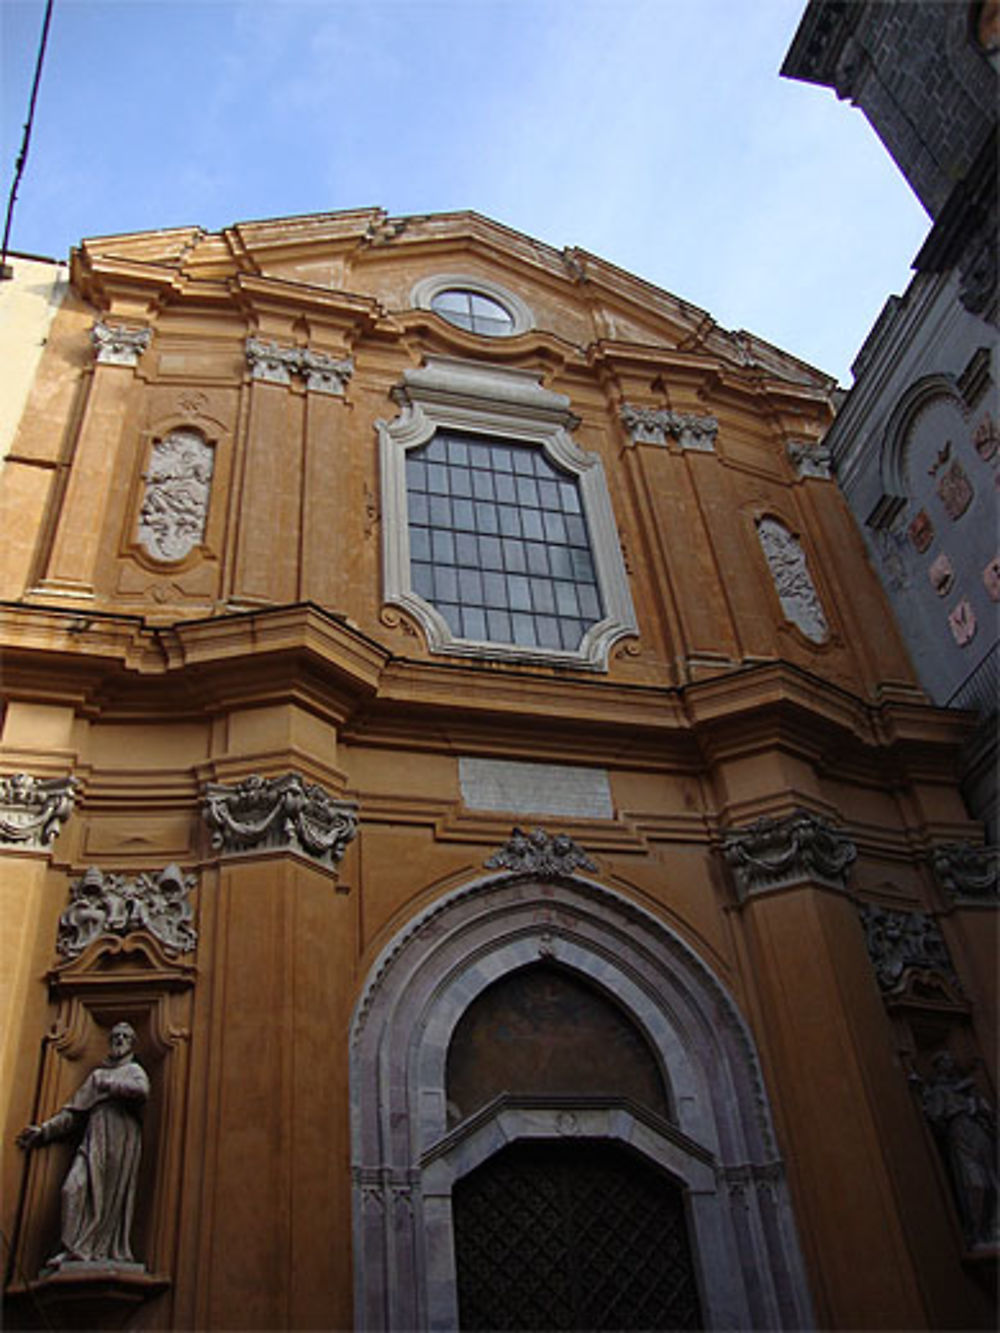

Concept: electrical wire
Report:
left=1, top=0, right=55, bottom=278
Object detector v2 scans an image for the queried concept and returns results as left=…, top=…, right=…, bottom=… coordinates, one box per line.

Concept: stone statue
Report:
left=17, top=1022, right=150, bottom=1269
left=915, top=1052, right=999, bottom=1249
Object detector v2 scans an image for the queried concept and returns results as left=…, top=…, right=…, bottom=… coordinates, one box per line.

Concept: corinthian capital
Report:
left=92, top=321, right=152, bottom=367
left=301, top=349, right=353, bottom=396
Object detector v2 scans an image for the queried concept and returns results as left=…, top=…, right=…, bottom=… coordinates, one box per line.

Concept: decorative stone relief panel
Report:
left=620, top=405, right=718, bottom=452
left=91, top=322, right=152, bottom=367
left=0, top=774, right=78, bottom=850
left=721, top=810, right=856, bottom=900
left=857, top=904, right=961, bottom=995
left=202, top=772, right=358, bottom=872
left=485, top=827, right=598, bottom=880
left=245, top=338, right=353, bottom=395
left=57, top=864, right=198, bottom=958
left=755, top=517, right=829, bottom=643
left=931, top=842, right=999, bottom=903
left=136, top=428, right=214, bottom=562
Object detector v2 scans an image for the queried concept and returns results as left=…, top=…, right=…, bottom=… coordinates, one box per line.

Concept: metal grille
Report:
left=454, top=1140, right=703, bottom=1331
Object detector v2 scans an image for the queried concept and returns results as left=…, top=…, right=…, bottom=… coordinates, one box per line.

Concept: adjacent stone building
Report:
left=782, top=0, right=999, bottom=836
left=0, top=209, right=995, bottom=1330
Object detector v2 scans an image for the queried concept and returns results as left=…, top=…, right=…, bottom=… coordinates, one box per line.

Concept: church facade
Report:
left=0, top=209, right=995, bottom=1330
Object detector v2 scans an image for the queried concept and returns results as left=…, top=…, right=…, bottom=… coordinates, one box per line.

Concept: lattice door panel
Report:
left=454, top=1139, right=703, bottom=1331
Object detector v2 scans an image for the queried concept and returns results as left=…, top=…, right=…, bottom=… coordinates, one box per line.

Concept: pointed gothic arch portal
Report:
left=350, top=872, right=815, bottom=1331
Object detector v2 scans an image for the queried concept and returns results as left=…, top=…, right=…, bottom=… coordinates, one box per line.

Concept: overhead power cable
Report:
left=1, top=0, right=55, bottom=279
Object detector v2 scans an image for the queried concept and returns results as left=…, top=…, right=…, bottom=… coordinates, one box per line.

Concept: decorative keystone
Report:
left=0, top=773, right=78, bottom=850
left=485, top=826, right=597, bottom=880
left=57, top=864, right=197, bottom=958
left=92, top=321, right=152, bottom=367
left=721, top=810, right=856, bottom=899
left=203, top=772, right=358, bottom=872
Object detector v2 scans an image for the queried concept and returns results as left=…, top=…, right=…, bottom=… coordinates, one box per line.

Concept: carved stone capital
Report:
left=722, top=810, right=856, bottom=899
left=857, top=903, right=962, bottom=996
left=246, top=337, right=300, bottom=386
left=91, top=322, right=151, bottom=367
left=57, top=864, right=198, bottom=958
left=246, top=339, right=354, bottom=394
left=931, top=842, right=999, bottom=904
left=786, top=440, right=833, bottom=480
left=203, top=772, right=358, bottom=872
left=621, top=404, right=718, bottom=451
left=301, top=349, right=353, bottom=396
left=0, top=773, right=78, bottom=851
left=485, top=826, right=597, bottom=880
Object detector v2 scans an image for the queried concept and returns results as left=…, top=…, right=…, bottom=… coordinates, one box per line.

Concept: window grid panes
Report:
left=430, top=289, right=516, bottom=337
left=407, top=431, right=604, bottom=652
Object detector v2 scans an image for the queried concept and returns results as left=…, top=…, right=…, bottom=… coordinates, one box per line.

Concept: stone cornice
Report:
left=0, top=605, right=976, bottom=778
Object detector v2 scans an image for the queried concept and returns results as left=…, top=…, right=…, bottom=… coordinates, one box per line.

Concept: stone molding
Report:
left=786, top=440, right=833, bottom=479
left=202, top=772, right=358, bottom=871
left=930, top=842, right=999, bottom=903
left=620, top=404, right=718, bottom=452
left=857, top=903, right=961, bottom=995
left=721, top=810, right=857, bottom=899
left=91, top=321, right=152, bottom=367
left=484, top=826, right=597, bottom=879
left=245, top=337, right=353, bottom=395
left=57, top=864, right=197, bottom=958
left=0, top=773, right=78, bottom=851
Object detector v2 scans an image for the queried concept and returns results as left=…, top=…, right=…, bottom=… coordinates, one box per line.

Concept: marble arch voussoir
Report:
left=349, top=869, right=814, bottom=1331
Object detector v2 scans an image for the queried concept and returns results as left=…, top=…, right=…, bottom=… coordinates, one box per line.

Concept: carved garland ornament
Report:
left=203, top=772, right=358, bottom=871
left=930, top=842, right=999, bottom=903
left=245, top=338, right=353, bottom=396
left=485, top=827, right=597, bottom=880
left=137, top=427, right=215, bottom=562
left=620, top=405, right=718, bottom=452
left=57, top=864, right=197, bottom=958
left=0, top=773, right=78, bottom=850
left=721, top=810, right=856, bottom=899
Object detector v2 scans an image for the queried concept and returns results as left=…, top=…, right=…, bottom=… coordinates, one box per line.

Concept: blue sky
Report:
left=2, top=0, right=929, bottom=383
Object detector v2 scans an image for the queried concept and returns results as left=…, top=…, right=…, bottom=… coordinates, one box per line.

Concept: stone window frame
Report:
left=411, top=273, right=535, bottom=338
left=349, top=871, right=815, bottom=1332
left=377, top=357, right=637, bottom=669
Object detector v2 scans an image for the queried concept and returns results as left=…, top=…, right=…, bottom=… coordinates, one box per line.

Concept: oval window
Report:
left=430, top=288, right=516, bottom=337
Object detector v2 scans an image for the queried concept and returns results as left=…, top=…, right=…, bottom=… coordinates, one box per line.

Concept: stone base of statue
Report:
left=3, top=1263, right=170, bottom=1331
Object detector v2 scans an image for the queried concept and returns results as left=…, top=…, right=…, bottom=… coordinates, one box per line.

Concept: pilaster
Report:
left=36, top=323, right=149, bottom=599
